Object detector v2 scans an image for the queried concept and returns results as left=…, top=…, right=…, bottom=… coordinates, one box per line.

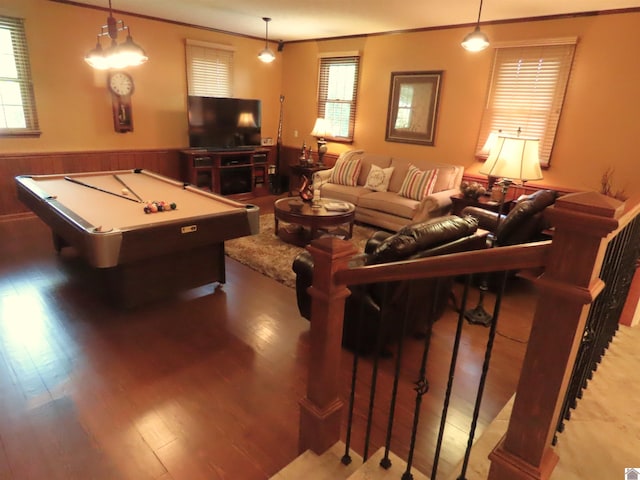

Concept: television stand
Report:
left=180, top=147, right=273, bottom=199
left=205, top=146, right=256, bottom=152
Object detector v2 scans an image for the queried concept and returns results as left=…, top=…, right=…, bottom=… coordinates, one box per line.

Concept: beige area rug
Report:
left=225, top=213, right=378, bottom=288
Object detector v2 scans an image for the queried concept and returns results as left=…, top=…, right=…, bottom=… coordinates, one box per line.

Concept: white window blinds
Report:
left=185, top=40, right=234, bottom=97
left=317, top=54, right=360, bottom=142
left=0, top=16, right=39, bottom=136
left=476, top=40, right=576, bottom=167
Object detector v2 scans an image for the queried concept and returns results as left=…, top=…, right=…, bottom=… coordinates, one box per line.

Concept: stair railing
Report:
left=298, top=191, right=637, bottom=480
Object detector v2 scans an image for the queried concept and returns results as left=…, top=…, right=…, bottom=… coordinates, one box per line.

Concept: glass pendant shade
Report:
left=84, top=1, right=148, bottom=69
left=461, top=0, right=489, bottom=52
left=258, top=17, right=276, bottom=63
left=461, top=26, right=490, bottom=52
left=258, top=47, right=275, bottom=63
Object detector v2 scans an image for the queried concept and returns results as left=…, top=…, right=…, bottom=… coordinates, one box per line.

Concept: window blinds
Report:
left=0, top=16, right=39, bottom=135
left=185, top=40, right=234, bottom=98
left=476, top=41, right=576, bottom=167
left=317, top=55, right=360, bottom=142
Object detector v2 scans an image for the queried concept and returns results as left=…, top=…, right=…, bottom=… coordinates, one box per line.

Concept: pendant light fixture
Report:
left=258, top=17, right=276, bottom=63
left=85, top=0, right=148, bottom=69
left=461, top=0, right=490, bottom=52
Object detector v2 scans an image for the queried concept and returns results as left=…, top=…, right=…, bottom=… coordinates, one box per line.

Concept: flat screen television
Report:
left=187, top=96, right=262, bottom=150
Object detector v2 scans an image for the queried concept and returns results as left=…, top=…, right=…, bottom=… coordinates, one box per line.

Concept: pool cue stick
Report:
left=63, top=176, right=141, bottom=203
left=112, top=174, right=144, bottom=203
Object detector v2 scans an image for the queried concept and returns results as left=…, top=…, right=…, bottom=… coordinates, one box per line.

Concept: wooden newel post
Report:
left=298, top=236, right=358, bottom=454
left=488, top=191, right=624, bottom=480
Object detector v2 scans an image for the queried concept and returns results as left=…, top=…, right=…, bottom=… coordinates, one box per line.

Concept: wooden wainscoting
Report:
left=0, top=149, right=182, bottom=218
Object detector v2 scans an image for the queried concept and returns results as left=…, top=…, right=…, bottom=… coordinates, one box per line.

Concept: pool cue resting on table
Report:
left=113, top=174, right=144, bottom=203
left=63, top=176, right=141, bottom=203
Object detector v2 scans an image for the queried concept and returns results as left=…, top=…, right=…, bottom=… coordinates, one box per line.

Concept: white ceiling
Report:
left=66, top=0, right=640, bottom=42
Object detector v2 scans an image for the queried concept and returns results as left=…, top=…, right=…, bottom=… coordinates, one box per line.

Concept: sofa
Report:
left=292, top=215, right=488, bottom=354
left=312, top=150, right=464, bottom=232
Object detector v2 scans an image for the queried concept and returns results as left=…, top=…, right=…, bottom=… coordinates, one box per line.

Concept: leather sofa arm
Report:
left=292, top=249, right=369, bottom=320
left=292, top=251, right=315, bottom=320
left=365, top=230, right=393, bottom=254
left=460, top=206, right=504, bottom=232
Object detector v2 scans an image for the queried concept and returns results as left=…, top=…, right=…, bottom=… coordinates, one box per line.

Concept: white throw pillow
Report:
left=364, top=164, right=394, bottom=192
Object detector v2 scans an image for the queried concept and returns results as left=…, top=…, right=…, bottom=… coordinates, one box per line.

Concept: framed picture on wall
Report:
left=385, top=71, right=443, bottom=146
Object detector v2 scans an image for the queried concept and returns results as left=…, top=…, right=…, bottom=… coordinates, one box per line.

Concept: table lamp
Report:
left=310, top=118, right=330, bottom=166
left=466, top=134, right=543, bottom=326
left=479, top=135, right=543, bottom=212
left=237, top=112, right=257, bottom=128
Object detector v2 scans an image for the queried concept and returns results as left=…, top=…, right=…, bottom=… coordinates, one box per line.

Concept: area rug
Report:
left=225, top=213, right=378, bottom=288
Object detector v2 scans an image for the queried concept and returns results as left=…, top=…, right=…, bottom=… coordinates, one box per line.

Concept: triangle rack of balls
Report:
left=143, top=201, right=177, bottom=214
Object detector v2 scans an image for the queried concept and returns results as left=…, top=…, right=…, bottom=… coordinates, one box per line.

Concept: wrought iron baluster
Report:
left=431, top=275, right=472, bottom=480
left=457, top=269, right=508, bottom=480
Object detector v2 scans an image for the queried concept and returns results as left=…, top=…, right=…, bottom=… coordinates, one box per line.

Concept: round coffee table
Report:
left=273, top=197, right=356, bottom=246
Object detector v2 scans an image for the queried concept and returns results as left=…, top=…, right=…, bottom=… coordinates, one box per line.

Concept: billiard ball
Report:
left=121, top=188, right=129, bottom=195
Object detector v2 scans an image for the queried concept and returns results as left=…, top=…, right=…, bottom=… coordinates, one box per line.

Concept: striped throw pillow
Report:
left=329, top=158, right=362, bottom=186
left=398, top=165, right=438, bottom=200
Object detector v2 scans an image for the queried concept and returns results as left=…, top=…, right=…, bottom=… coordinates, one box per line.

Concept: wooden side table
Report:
left=288, top=164, right=329, bottom=196
left=450, top=193, right=513, bottom=217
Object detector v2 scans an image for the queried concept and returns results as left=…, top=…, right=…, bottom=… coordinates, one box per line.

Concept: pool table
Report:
left=15, top=169, right=260, bottom=307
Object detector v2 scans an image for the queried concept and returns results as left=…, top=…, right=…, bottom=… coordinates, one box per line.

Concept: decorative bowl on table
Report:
left=288, top=199, right=304, bottom=212
left=459, top=181, right=486, bottom=200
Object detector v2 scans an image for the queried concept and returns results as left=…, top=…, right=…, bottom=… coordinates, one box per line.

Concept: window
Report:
left=0, top=16, right=39, bottom=136
left=317, top=54, right=360, bottom=142
left=395, top=84, right=415, bottom=129
left=185, top=39, right=234, bottom=97
left=476, top=39, right=576, bottom=167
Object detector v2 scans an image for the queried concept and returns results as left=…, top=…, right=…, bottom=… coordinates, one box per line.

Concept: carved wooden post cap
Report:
left=554, top=190, right=624, bottom=218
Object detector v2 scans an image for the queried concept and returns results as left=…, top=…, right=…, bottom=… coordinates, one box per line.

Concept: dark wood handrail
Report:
left=334, top=240, right=551, bottom=287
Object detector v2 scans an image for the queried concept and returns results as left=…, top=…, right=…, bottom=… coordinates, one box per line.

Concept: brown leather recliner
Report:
left=292, top=215, right=487, bottom=354
left=460, top=189, right=558, bottom=246
left=460, top=189, right=558, bottom=291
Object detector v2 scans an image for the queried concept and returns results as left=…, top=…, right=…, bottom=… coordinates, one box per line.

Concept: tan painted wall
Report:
left=281, top=12, right=640, bottom=196
left=0, top=0, right=282, bottom=152
left=1, top=1, right=638, bottom=196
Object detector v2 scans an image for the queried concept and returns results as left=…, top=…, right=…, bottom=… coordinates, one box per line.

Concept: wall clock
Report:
left=108, top=71, right=134, bottom=133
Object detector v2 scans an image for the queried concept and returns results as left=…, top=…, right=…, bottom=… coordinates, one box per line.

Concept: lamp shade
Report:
left=237, top=112, right=257, bottom=127
left=115, top=34, right=148, bottom=67
left=258, top=17, right=276, bottom=63
left=479, top=135, right=543, bottom=181
left=310, top=118, right=330, bottom=138
left=258, top=47, right=275, bottom=63
left=461, top=26, right=490, bottom=52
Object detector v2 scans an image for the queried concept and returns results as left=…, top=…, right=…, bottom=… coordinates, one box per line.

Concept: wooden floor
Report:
left=0, top=195, right=538, bottom=480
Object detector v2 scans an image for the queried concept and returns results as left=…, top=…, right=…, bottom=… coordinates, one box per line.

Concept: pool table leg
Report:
left=52, top=232, right=67, bottom=253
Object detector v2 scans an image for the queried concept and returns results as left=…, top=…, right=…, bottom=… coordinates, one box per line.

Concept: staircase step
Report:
left=270, top=442, right=361, bottom=480
left=443, top=324, right=640, bottom=480
left=347, top=447, right=429, bottom=480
